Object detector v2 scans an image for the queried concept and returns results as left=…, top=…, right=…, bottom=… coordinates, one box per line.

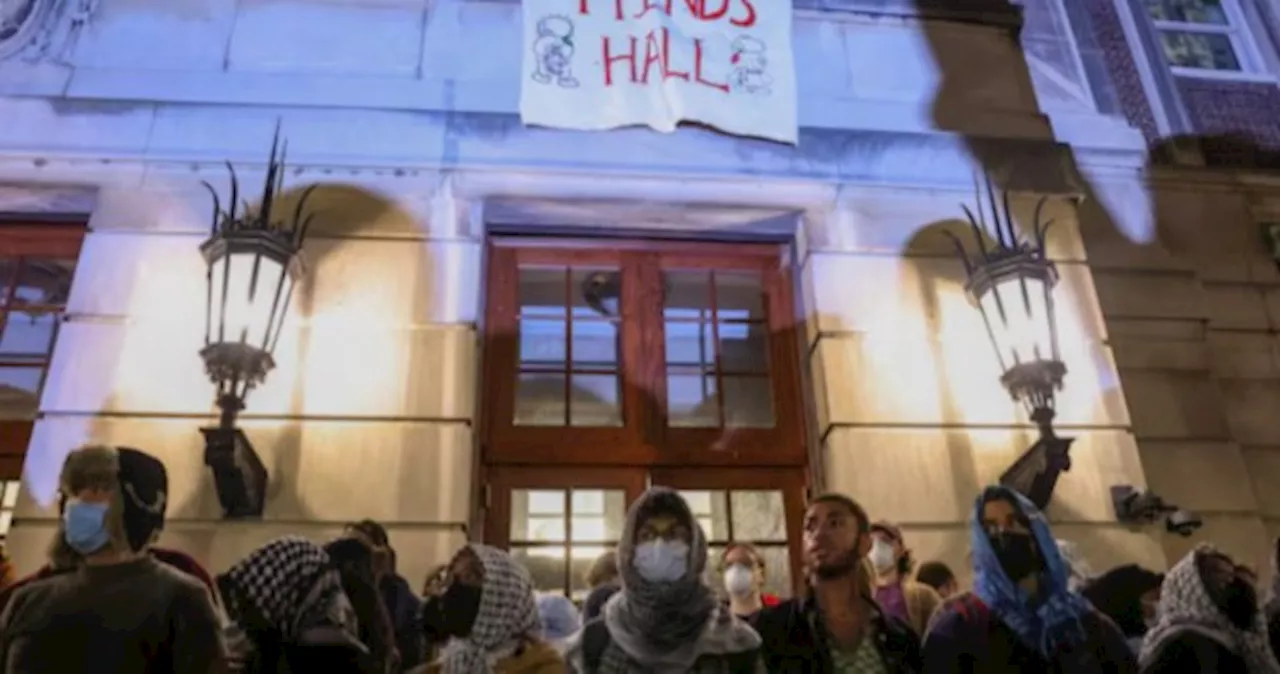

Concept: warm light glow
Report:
left=977, top=275, right=1055, bottom=369
left=524, top=545, right=610, bottom=561
left=208, top=250, right=290, bottom=350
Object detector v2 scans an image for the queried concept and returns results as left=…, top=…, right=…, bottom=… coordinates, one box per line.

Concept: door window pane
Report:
left=718, top=322, right=770, bottom=374
left=0, top=367, right=43, bottom=419
left=573, top=269, right=622, bottom=318
left=518, top=268, right=566, bottom=318
left=722, top=376, right=775, bottom=428
left=515, top=265, right=624, bottom=428
left=662, top=269, right=774, bottom=429
left=569, top=374, right=621, bottom=427
left=667, top=374, right=718, bottom=427
left=508, top=487, right=628, bottom=598
left=680, top=487, right=792, bottom=598
left=664, top=270, right=712, bottom=320
left=515, top=373, right=565, bottom=426
left=0, top=311, right=57, bottom=359
left=714, top=271, right=765, bottom=321
left=731, top=491, right=786, bottom=540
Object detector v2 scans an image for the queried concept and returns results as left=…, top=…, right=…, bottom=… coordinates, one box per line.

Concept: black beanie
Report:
left=115, top=447, right=168, bottom=552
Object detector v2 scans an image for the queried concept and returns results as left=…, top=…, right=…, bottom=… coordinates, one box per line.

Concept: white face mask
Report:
left=632, top=540, right=690, bottom=583
left=723, top=564, right=755, bottom=597
left=868, top=539, right=896, bottom=572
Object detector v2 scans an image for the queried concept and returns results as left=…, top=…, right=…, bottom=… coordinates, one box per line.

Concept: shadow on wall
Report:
left=55, top=182, right=447, bottom=558
left=917, top=0, right=1280, bottom=575
left=912, top=0, right=1127, bottom=530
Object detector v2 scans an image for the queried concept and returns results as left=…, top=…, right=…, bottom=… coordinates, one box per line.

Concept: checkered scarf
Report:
left=440, top=543, right=542, bottom=674
left=224, top=535, right=353, bottom=641
left=595, top=487, right=758, bottom=672
left=1140, top=545, right=1280, bottom=674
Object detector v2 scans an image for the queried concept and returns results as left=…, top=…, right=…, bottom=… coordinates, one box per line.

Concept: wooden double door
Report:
left=478, top=237, right=811, bottom=599
left=484, top=466, right=807, bottom=600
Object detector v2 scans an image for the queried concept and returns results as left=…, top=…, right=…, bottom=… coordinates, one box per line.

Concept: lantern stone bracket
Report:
left=946, top=173, right=1072, bottom=512
left=198, top=124, right=314, bottom=520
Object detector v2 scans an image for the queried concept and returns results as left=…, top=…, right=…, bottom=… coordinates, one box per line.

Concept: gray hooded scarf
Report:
left=562, top=487, right=761, bottom=672
left=1140, top=544, right=1280, bottom=674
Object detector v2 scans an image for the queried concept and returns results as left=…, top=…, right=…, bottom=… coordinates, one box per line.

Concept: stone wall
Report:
left=1080, top=169, right=1280, bottom=575
left=803, top=184, right=1165, bottom=583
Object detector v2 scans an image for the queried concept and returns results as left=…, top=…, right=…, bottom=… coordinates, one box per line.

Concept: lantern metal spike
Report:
left=948, top=173, right=1075, bottom=512
left=197, top=126, right=315, bottom=520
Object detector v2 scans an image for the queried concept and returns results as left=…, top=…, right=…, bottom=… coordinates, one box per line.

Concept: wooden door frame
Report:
left=649, top=466, right=808, bottom=597
left=481, top=237, right=808, bottom=468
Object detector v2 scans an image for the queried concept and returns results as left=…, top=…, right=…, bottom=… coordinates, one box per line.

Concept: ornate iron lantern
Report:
left=199, top=128, right=316, bottom=519
left=946, top=176, right=1072, bottom=511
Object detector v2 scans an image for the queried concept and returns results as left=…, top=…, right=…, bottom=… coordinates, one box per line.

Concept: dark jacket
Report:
left=922, top=593, right=1136, bottom=674
left=753, top=595, right=923, bottom=673
left=1139, top=630, right=1248, bottom=674
left=0, top=557, right=224, bottom=674
left=582, top=584, right=619, bottom=623
left=380, top=574, right=424, bottom=671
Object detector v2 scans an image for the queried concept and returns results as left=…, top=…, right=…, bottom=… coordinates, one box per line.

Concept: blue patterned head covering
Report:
left=970, top=486, right=1093, bottom=656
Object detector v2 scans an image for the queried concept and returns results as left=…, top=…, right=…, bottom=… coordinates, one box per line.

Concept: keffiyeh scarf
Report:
left=1140, top=545, right=1280, bottom=674
left=441, top=543, right=542, bottom=674
left=222, top=535, right=358, bottom=643
left=970, top=487, right=1094, bottom=658
left=595, top=487, right=760, bottom=673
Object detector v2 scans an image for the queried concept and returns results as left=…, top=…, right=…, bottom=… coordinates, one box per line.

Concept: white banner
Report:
left=519, top=1, right=797, bottom=145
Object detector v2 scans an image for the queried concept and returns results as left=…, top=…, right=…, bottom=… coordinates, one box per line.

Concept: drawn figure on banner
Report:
left=729, top=35, right=772, bottom=95
left=531, top=15, right=580, bottom=88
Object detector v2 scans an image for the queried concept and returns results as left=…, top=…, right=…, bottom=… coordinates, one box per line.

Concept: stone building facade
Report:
left=0, top=0, right=1275, bottom=592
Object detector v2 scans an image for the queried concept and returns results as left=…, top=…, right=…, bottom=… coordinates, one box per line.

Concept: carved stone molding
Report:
left=0, top=183, right=97, bottom=216
left=0, top=0, right=99, bottom=63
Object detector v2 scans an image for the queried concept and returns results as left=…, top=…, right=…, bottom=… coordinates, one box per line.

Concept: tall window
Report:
left=0, top=222, right=86, bottom=482
left=1144, top=0, right=1253, bottom=72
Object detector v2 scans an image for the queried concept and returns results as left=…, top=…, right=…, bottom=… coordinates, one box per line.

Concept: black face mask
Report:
left=990, top=531, right=1039, bottom=582
left=1221, top=576, right=1259, bottom=630
left=422, top=582, right=482, bottom=639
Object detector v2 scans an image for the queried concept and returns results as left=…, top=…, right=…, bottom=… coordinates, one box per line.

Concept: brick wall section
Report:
left=1178, top=78, right=1280, bottom=170
left=1079, top=0, right=1160, bottom=142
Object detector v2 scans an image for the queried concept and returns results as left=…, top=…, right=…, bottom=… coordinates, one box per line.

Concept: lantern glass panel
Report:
left=208, top=249, right=289, bottom=350
left=977, top=273, right=1055, bottom=369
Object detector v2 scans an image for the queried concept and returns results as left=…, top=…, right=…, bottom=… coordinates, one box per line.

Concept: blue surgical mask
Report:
left=63, top=501, right=111, bottom=555
left=633, top=540, right=689, bottom=583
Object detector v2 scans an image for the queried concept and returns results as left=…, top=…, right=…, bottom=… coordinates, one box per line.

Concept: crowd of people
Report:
left=1, top=443, right=1279, bottom=673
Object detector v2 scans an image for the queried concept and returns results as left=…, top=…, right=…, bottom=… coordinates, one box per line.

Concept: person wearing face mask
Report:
left=0, top=444, right=224, bottom=673
left=1079, top=565, right=1164, bottom=656
left=1140, top=545, right=1280, bottom=674
left=755, top=493, right=922, bottom=673
left=868, top=521, right=942, bottom=637
left=921, top=486, right=1134, bottom=674
left=720, top=542, right=780, bottom=620
left=413, top=543, right=560, bottom=674
left=562, top=487, right=763, bottom=673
